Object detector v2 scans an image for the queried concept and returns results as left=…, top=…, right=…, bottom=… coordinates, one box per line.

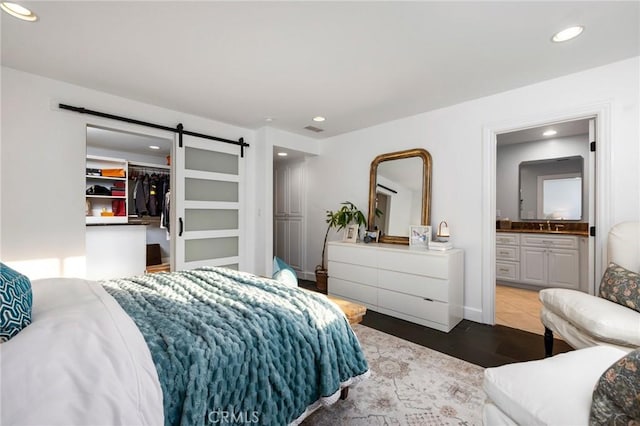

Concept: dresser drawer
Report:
left=496, top=261, right=519, bottom=281
left=496, top=233, right=519, bottom=246
left=378, top=269, right=449, bottom=302
left=378, top=288, right=448, bottom=325
left=328, top=261, right=377, bottom=286
left=328, top=278, right=377, bottom=306
left=496, top=245, right=519, bottom=261
left=377, top=250, right=449, bottom=279
left=328, top=243, right=377, bottom=267
left=520, top=234, right=578, bottom=249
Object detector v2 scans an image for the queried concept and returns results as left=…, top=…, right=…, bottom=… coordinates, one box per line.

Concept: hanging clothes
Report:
left=160, top=190, right=170, bottom=238
left=148, top=174, right=159, bottom=216
left=133, top=175, right=148, bottom=217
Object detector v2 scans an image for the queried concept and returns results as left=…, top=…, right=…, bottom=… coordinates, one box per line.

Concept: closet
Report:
left=85, top=126, right=173, bottom=279
left=274, top=159, right=305, bottom=272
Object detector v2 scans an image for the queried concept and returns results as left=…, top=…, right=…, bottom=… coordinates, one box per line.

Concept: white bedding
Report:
left=1, top=278, right=164, bottom=426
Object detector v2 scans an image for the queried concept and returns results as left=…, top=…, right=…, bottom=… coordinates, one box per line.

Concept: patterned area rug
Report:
left=303, top=325, right=486, bottom=425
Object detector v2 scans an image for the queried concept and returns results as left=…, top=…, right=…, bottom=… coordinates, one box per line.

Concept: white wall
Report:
left=304, top=57, right=639, bottom=322
left=497, top=134, right=590, bottom=220
left=1, top=67, right=256, bottom=279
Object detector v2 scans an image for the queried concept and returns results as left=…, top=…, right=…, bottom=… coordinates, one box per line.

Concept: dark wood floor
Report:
left=299, top=279, right=572, bottom=368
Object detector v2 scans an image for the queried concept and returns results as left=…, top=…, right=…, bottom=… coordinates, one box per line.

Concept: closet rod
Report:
left=58, top=103, right=249, bottom=156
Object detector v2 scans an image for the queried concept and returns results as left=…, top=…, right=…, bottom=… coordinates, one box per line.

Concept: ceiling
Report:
left=2, top=2, right=639, bottom=139
left=497, top=118, right=590, bottom=145
left=87, top=126, right=172, bottom=157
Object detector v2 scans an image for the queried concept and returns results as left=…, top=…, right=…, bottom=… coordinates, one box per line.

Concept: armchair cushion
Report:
left=599, top=263, right=640, bottom=313
left=483, top=346, right=628, bottom=426
left=540, top=288, right=640, bottom=347
left=590, top=348, right=640, bottom=424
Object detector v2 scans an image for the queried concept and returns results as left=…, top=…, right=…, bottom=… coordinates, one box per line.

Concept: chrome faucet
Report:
left=546, top=220, right=551, bottom=231
left=555, top=224, right=565, bottom=232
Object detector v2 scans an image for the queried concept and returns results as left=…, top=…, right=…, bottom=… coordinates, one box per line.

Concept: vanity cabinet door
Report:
left=520, top=246, right=547, bottom=285
left=547, top=248, right=580, bottom=289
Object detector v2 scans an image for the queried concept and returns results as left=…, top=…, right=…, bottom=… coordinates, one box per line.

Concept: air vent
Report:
left=304, top=125, right=324, bottom=133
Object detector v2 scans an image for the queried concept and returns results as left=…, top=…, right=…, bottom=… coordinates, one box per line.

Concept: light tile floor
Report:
left=495, top=284, right=545, bottom=335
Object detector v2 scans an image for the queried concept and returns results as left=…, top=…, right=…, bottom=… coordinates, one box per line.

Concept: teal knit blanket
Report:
left=102, top=267, right=369, bottom=425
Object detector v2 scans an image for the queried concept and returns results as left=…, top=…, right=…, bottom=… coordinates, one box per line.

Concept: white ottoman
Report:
left=483, top=346, right=627, bottom=425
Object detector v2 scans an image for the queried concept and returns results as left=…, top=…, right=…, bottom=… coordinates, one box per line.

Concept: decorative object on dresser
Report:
left=315, top=201, right=368, bottom=292
left=328, top=241, right=464, bottom=332
left=343, top=223, right=359, bottom=243
left=409, top=225, right=431, bottom=249
left=436, top=220, right=450, bottom=241
left=363, top=229, right=380, bottom=243
left=368, top=148, right=432, bottom=245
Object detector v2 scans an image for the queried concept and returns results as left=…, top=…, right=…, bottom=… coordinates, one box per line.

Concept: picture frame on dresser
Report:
left=409, top=225, right=432, bottom=249
left=343, top=224, right=359, bottom=243
left=363, top=230, right=380, bottom=243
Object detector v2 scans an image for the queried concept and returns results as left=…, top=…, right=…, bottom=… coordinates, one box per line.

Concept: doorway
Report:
left=85, top=125, right=173, bottom=279
left=493, top=117, right=595, bottom=334
left=273, top=147, right=307, bottom=276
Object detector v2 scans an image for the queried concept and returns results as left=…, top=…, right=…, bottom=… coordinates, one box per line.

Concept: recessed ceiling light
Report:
left=551, top=26, right=584, bottom=43
left=264, top=117, right=274, bottom=122
left=543, top=130, right=557, bottom=137
left=0, top=2, right=38, bottom=21
left=277, top=152, right=288, bottom=157
left=149, top=145, right=160, bottom=150
left=312, top=116, right=326, bottom=122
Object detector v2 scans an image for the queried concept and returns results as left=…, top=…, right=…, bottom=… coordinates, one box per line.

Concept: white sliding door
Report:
left=173, top=135, right=243, bottom=271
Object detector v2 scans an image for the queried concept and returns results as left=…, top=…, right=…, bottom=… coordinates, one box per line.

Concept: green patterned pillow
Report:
left=590, top=348, right=640, bottom=425
left=599, top=263, right=640, bottom=313
left=0, top=263, right=33, bottom=342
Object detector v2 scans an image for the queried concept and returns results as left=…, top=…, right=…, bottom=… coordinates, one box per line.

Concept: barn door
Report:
left=173, top=135, right=243, bottom=271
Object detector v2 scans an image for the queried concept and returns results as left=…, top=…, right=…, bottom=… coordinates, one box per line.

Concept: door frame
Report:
left=481, top=102, right=612, bottom=324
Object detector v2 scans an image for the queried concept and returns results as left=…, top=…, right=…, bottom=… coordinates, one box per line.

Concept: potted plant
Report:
left=315, top=201, right=367, bottom=293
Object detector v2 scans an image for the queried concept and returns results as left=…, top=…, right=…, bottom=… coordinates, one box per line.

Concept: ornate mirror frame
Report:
left=368, top=148, right=432, bottom=245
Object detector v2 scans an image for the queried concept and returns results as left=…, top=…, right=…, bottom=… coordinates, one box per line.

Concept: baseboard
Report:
left=463, top=306, right=484, bottom=323
left=299, top=271, right=315, bottom=281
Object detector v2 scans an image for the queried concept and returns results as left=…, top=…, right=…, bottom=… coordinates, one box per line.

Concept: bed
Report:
left=1, top=266, right=369, bottom=425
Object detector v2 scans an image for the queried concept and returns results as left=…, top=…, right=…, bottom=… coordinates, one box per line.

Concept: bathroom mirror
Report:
left=368, top=148, right=432, bottom=244
left=519, top=155, right=584, bottom=220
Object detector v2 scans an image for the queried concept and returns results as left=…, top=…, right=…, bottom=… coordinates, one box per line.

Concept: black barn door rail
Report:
left=58, top=103, right=249, bottom=157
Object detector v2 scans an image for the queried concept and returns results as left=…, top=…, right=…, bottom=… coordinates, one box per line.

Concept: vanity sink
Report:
left=497, top=228, right=588, bottom=236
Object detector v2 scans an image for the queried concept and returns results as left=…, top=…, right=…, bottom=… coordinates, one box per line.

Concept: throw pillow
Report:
left=599, top=263, right=640, bottom=313
left=590, top=348, right=640, bottom=425
left=272, top=257, right=298, bottom=288
left=0, top=263, right=33, bottom=342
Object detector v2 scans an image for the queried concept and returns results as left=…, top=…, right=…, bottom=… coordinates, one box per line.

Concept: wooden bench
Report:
left=327, top=295, right=367, bottom=325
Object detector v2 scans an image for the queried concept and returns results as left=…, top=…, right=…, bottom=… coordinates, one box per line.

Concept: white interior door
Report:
left=588, top=118, right=596, bottom=294
left=173, top=135, right=243, bottom=271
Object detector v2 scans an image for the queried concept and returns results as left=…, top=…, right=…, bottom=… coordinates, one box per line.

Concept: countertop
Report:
left=496, top=228, right=588, bottom=237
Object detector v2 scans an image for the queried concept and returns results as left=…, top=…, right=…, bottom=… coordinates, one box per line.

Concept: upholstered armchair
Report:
left=540, top=221, right=640, bottom=355
left=482, top=222, right=640, bottom=425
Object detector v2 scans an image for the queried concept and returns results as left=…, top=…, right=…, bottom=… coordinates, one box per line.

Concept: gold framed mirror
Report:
left=368, top=148, right=432, bottom=244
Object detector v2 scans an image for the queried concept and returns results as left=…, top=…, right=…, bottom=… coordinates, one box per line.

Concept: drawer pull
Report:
left=423, top=298, right=433, bottom=302
left=499, top=251, right=509, bottom=255
left=499, top=268, right=509, bottom=273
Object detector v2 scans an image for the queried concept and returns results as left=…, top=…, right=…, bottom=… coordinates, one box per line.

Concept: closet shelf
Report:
left=86, top=175, right=127, bottom=181
left=86, top=195, right=127, bottom=199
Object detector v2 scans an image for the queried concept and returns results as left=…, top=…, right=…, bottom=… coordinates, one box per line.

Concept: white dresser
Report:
left=327, top=241, right=464, bottom=332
